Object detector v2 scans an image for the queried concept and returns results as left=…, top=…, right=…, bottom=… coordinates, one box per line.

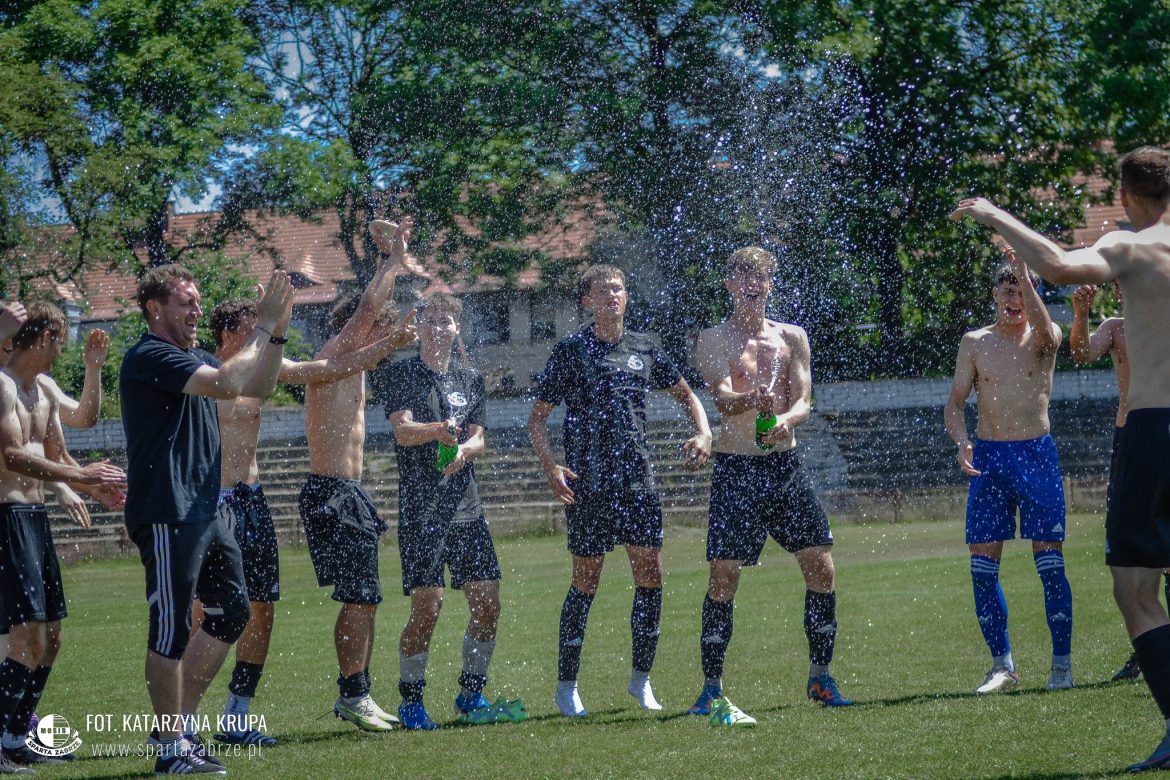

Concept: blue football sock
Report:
left=1034, top=549, right=1073, bottom=657
left=971, top=555, right=1010, bottom=659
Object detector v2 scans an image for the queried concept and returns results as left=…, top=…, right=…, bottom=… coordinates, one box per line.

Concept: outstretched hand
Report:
left=388, top=307, right=419, bottom=350
left=371, top=217, right=429, bottom=278
left=78, top=459, right=127, bottom=486
left=951, top=197, right=1003, bottom=227
left=83, top=329, right=110, bottom=368
left=0, top=301, right=27, bottom=342
left=85, top=483, right=127, bottom=511
left=256, top=270, right=294, bottom=335
left=1071, top=284, right=1096, bottom=315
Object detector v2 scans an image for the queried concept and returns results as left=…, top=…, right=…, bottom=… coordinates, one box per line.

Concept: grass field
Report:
left=30, top=513, right=1158, bottom=778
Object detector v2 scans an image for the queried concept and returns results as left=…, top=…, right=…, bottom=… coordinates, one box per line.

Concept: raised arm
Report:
left=44, top=328, right=108, bottom=429
left=0, top=302, right=27, bottom=344
left=319, top=218, right=414, bottom=359
left=182, top=271, right=293, bottom=399
left=952, top=198, right=1116, bottom=285
left=1069, top=285, right=1115, bottom=363
left=944, top=333, right=980, bottom=476
left=1006, top=248, right=1061, bottom=353
left=280, top=312, right=417, bottom=386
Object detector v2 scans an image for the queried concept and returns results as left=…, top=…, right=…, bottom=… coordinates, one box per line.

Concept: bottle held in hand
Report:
left=755, top=412, right=777, bottom=451
left=436, top=424, right=459, bottom=471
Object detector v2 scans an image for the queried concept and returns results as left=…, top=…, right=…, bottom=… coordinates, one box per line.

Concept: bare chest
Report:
left=12, top=383, right=49, bottom=445
left=973, top=339, right=1052, bottom=391
left=728, top=335, right=792, bottom=392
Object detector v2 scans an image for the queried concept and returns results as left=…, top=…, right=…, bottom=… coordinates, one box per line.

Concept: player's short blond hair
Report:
left=416, top=292, right=463, bottom=320
left=724, top=247, right=777, bottom=278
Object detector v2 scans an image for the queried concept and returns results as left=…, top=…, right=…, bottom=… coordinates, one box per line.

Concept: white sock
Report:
left=556, top=680, right=587, bottom=717
left=223, top=693, right=251, bottom=732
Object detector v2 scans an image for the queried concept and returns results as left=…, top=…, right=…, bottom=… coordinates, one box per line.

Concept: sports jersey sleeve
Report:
left=121, top=339, right=212, bottom=396
left=382, top=361, right=415, bottom=417
left=535, top=340, right=574, bottom=406
left=649, top=346, right=683, bottom=390
left=466, top=372, right=487, bottom=429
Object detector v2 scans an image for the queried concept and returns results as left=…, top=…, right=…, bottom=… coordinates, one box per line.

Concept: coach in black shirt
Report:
left=528, top=263, right=712, bottom=718
left=120, top=264, right=291, bottom=774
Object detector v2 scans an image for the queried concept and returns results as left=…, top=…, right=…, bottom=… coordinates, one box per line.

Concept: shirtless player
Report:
left=0, top=304, right=125, bottom=772
left=944, top=247, right=1073, bottom=694
left=298, top=217, right=417, bottom=732
left=207, top=298, right=415, bottom=745
left=953, top=145, right=1170, bottom=771
left=1068, top=284, right=1149, bottom=681
left=690, top=247, right=850, bottom=727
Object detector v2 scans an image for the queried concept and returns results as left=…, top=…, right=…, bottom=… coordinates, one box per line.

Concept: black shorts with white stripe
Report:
left=129, top=518, right=248, bottom=659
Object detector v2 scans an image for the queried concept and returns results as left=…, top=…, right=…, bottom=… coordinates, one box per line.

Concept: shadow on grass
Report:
left=814, top=678, right=1123, bottom=715
left=980, top=771, right=1129, bottom=779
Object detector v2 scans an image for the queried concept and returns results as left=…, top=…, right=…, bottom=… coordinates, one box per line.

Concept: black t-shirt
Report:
left=536, top=323, right=681, bottom=495
left=120, top=333, right=221, bottom=528
left=383, top=356, right=487, bottom=525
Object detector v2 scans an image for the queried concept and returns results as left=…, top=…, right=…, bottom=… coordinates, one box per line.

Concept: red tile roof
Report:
left=25, top=192, right=1120, bottom=322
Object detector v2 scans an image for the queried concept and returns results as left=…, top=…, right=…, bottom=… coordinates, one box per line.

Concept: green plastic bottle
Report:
left=755, top=412, right=777, bottom=451
left=436, top=424, right=459, bottom=471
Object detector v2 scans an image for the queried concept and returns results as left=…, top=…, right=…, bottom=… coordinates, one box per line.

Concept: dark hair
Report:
left=137, top=264, right=195, bottom=318
left=416, top=292, right=463, bottom=320
left=328, top=294, right=395, bottom=336
left=994, top=264, right=1039, bottom=289
left=12, top=301, right=67, bottom=351
left=577, top=264, right=626, bottom=301
left=209, top=299, right=258, bottom=348
left=1120, top=146, right=1170, bottom=204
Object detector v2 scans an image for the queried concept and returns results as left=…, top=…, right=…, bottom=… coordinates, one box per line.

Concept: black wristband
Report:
left=255, top=325, right=289, bottom=345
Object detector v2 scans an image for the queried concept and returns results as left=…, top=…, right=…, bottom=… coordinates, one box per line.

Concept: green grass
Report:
left=33, top=514, right=1154, bottom=778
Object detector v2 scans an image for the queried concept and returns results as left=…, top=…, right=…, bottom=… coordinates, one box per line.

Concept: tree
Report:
left=0, top=0, right=281, bottom=287
left=753, top=0, right=1131, bottom=373
left=248, top=0, right=576, bottom=288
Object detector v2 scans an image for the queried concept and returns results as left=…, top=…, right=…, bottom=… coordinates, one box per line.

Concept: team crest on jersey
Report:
left=447, top=391, right=468, bottom=407
left=626, top=355, right=645, bottom=371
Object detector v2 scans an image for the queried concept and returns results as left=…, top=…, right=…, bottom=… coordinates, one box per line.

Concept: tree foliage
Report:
left=3, top=0, right=1170, bottom=380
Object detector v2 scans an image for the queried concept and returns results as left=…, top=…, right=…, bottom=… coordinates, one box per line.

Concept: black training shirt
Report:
left=535, top=323, right=681, bottom=495
left=384, top=356, right=486, bottom=525
left=120, top=333, right=221, bottom=528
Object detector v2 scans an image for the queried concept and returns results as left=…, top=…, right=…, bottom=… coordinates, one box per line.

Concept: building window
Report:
left=473, top=296, right=510, bottom=345
left=530, top=299, right=556, bottom=342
